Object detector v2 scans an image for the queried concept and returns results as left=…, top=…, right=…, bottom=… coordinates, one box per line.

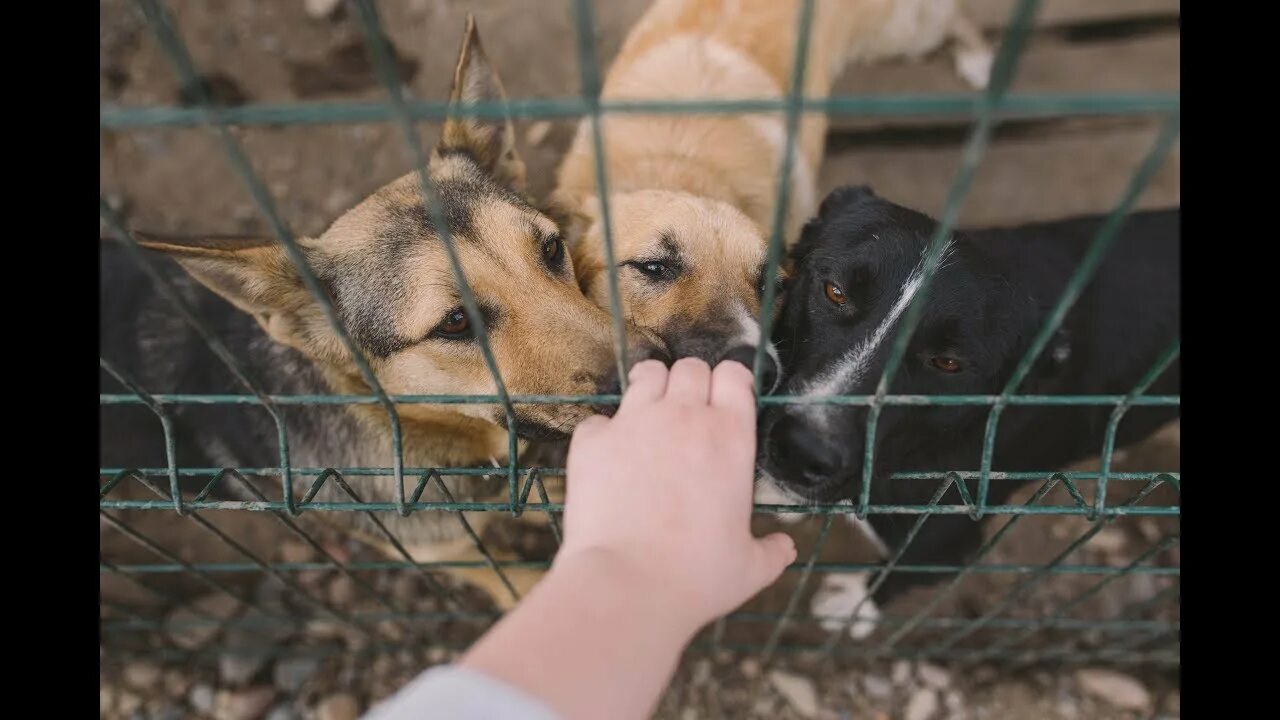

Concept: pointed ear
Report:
left=133, top=231, right=315, bottom=348
left=817, top=184, right=877, bottom=219
left=435, top=15, right=527, bottom=193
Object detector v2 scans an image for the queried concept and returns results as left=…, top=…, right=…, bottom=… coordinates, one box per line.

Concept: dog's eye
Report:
left=432, top=309, right=472, bottom=340
left=541, top=235, right=565, bottom=267
left=823, top=281, right=847, bottom=306
left=627, top=260, right=673, bottom=281
left=929, top=356, right=962, bottom=373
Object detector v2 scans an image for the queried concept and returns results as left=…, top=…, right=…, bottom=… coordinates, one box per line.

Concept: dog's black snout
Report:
left=720, top=345, right=778, bottom=392
left=631, top=341, right=674, bottom=368
left=771, top=414, right=846, bottom=484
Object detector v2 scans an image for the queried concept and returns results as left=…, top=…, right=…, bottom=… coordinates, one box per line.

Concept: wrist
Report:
left=549, top=547, right=707, bottom=642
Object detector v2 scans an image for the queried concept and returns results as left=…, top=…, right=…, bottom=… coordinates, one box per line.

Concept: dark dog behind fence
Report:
left=99, top=0, right=1180, bottom=703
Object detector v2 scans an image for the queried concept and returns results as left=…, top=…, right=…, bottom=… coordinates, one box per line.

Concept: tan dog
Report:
left=113, top=18, right=664, bottom=610
left=553, top=0, right=990, bottom=387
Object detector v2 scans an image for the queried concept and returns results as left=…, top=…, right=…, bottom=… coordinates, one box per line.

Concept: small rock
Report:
left=917, top=662, right=951, bottom=689
left=273, top=657, right=320, bottom=693
left=680, top=708, right=698, bottom=720
left=123, top=661, right=162, bottom=689
left=255, top=576, right=289, bottom=613
left=304, top=0, right=343, bottom=21
left=739, top=657, right=761, bottom=679
left=372, top=655, right=397, bottom=677
left=189, top=684, right=216, bottom=714
left=166, top=593, right=244, bottom=650
left=1056, top=698, right=1080, bottom=719
left=714, top=650, right=734, bottom=665
left=328, top=575, right=357, bottom=606
left=692, top=658, right=712, bottom=687
left=427, top=646, right=449, bottom=665
left=163, top=671, right=191, bottom=699
left=971, top=666, right=997, bottom=685
left=944, top=690, right=963, bottom=710
left=1090, top=527, right=1127, bottom=554
left=768, top=670, right=819, bottom=719
left=220, top=646, right=272, bottom=686
left=891, top=660, right=912, bottom=687
left=525, top=121, right=553, bottom=147
left=1138, top=519, right=1163, bottom=541
left=904, top=688, right=939, bottom=720
left=391, top=574, right=418, bottom=606
left=216, top=686, right=276, bottom=720
left=315, top=693, right=360, bottom=720
left=1075, top=669, right=1152, bottom=714
left=117, top=691, right=143, bottom=716
left=100, top=683, right=116, bottom=713
left=375, top=620, right=406, bottom=643
left=265, top=705, right=301, bottom=720
left=863, top=674, right=892, bottom=700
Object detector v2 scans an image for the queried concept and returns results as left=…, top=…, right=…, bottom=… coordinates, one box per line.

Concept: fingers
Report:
left=710, top=360, right=757, bottom=420
left=573, top=414, right=610, bottom=437
left=747, top=532, right=797, bottom=591
left=664, top=357, right=713, bottom=406
left=618, top=360, right=669, bottom=413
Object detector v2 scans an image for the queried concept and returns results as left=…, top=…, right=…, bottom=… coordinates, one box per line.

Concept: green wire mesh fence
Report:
left=100, top=0, right=1179, bottom=676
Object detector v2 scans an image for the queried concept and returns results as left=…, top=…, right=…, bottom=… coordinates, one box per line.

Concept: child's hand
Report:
left=557, top=358, right=797, bottom=636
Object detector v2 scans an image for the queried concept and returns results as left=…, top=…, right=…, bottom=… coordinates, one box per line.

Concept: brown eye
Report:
left=437, top=309, right=470, bottom=338
left=930, top=356, right=962, bottom=373
left=824, top=281, right=847, bottom=306
left=542, top=235, right=565, bottom=266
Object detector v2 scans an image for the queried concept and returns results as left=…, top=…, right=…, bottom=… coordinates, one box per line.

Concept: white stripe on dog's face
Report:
left=798, top=239, right=956, bottom=403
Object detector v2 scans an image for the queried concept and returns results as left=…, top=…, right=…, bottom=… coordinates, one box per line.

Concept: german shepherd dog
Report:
left=100, top=19, right=665, bottom=611
left=552, top=0, right=992, bottom=388
left=757, top=186, right=1179, bottom=637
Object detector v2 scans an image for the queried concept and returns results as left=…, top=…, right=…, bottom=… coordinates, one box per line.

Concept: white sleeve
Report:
left=361, top=664, right=562, bottom=720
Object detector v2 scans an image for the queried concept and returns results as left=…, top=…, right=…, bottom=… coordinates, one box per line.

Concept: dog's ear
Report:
left=132, top=231, right=317, bottom=349
left=791, top=185, right=878, bottom=263
left=435, top=16, right=527, bottom=193
left=817, top=184, right=877, bottom=219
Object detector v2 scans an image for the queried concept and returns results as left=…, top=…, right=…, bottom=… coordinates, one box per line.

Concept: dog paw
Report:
left=810, top=573, right=881, bottom=640
left=753, top=477, right=806, bottom=525
left=954, top=45, right=993, bottom=90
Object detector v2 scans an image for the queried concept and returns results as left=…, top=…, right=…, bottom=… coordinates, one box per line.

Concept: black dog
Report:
left=757, top=185, right=1179, bottom=629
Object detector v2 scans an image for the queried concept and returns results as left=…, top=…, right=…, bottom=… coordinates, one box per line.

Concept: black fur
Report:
left=760, top=186, right=1179, bottom=605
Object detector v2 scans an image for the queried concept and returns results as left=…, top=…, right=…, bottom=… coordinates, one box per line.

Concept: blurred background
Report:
left=100, top=1, right=1180, bottom=719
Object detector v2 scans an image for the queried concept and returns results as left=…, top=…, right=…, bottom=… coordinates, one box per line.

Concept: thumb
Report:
left=745, top=532, right=797, bottom=593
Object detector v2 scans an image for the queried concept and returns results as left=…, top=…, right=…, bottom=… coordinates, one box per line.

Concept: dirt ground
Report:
left=100, top=1, right=1180, bottom=719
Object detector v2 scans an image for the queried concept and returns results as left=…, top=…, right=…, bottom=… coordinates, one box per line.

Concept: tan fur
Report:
left=138, top=17, right=656, bottom=611
left=554, top=0, right=985, bottom=366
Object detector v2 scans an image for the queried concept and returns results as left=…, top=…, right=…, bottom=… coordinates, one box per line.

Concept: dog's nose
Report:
left=720, top=345, right=779, bottom=393
left=770, top=414, right=847, bottom=485
left=630, top=339, right=674, bottom=368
